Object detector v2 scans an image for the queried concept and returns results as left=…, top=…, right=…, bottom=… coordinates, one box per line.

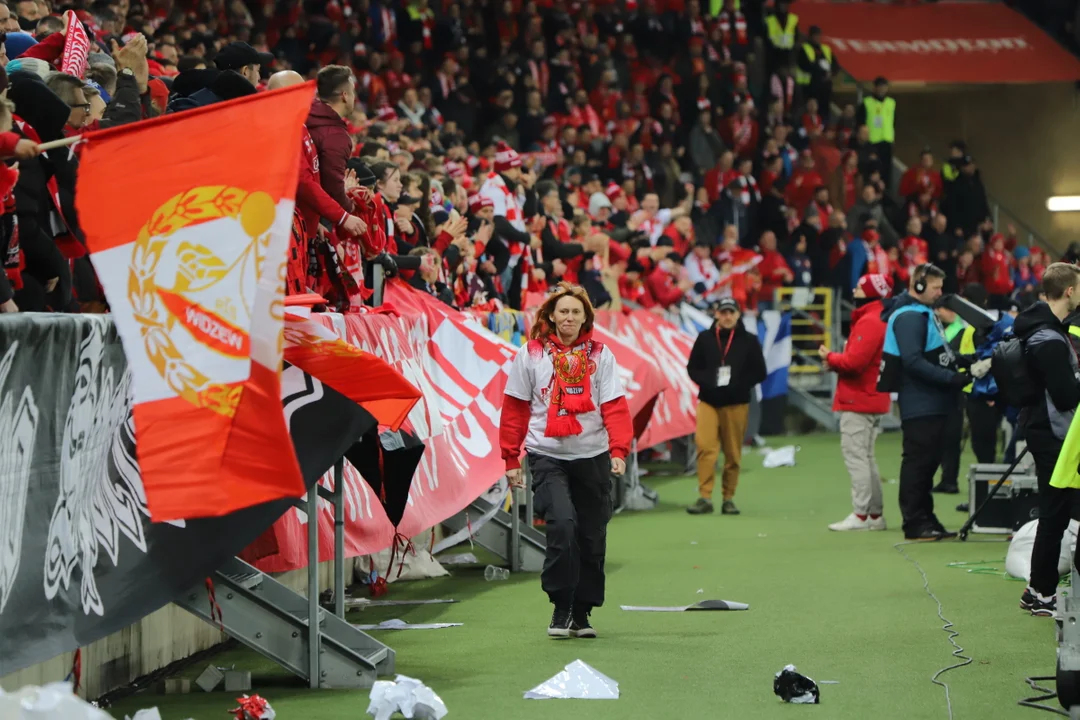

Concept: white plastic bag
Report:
left=1005, top=519, right=1079, bottom=580
left=524, top=660, right=619, bottom=700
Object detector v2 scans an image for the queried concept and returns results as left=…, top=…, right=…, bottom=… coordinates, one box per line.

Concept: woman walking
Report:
left=500, top=283, right=633, bottom=639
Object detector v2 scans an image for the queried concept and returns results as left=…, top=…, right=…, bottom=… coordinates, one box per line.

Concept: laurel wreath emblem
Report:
left=128, top=186, right=275, bottom=417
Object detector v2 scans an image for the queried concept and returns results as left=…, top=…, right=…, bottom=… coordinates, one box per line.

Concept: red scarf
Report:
left=544, top=331, right=600, bottom=438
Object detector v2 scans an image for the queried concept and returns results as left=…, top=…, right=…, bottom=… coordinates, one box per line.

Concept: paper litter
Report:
left=435, top=552, right=478, bottom=565
left=763, top=445, right=799, bottom=468
left=621, top=599, right=749, bottom=611
left=353, top=618, right=462, bottom=631
left=367, top=675, right=447, bottom=720
left=524, top=660, right=619, bottom=700
left=0, top=682, right=113, bottom=720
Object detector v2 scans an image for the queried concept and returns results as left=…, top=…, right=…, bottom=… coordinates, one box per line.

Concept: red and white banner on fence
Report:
left=256, top=284, right=695, bottom=572
left=598, top=310, right=697, bottom=448
left=61, top=12, right=90, bottom=78
left=799, top=3, right=1080, bottom=83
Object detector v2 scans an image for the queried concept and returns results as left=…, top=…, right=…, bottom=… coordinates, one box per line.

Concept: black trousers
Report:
left=939, top=400, right=964, bottom=488
left=529, top=451, right=613, bottom=610
left=873, top=141, right=894, bottom=191
left=900, top=415, right=949, bottom=535
left=967, top=397, right=1002, bottom=464
left=1027, top=429, right=1076, bottom=596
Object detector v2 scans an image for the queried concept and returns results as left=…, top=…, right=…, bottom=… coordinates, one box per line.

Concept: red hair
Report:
left=529, top=282, right=596, bottom=340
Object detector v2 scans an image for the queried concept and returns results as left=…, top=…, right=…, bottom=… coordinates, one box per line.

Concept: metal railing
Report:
left=773, top=286, right=833, bottom=372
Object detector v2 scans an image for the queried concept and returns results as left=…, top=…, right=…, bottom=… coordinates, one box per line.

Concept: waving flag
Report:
left=60, top=12, right=91, bottom=78
left=76, top=83, right=315, bottom=522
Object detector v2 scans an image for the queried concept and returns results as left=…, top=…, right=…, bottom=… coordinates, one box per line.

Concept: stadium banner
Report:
left=799, top=3, right=1080, bottom=83
left=255, top=282, right=519, bottom=573
left=597, top=309, right=698, bottom=448
left=0, top=314, right=374, bottom=675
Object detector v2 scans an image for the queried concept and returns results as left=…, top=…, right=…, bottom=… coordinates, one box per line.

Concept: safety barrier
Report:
left=773, top=287, right=834, bottom=373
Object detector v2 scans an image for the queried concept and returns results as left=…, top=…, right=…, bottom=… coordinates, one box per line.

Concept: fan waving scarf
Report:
left=75, top=83, right=316, bottom=522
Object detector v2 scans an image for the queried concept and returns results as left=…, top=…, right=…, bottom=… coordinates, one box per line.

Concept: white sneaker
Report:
left=828, top=513, right=870, bottom=531
left=867, top=516, right=886, bottom=531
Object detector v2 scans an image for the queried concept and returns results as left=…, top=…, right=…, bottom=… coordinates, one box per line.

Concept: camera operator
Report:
left=878, top=263, right=971, bottom=541
left=1013, top=262, right=1080, bottom=616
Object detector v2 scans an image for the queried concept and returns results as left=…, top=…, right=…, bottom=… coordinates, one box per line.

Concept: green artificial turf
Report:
left=108, top=432, right=1061, bottom=720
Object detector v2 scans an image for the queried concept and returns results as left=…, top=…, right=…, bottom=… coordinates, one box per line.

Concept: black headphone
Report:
left=913, top=263, right=940, bottom=294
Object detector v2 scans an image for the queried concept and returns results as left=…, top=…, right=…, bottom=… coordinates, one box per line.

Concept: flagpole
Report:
left=36, top=136, right=82, bottom=152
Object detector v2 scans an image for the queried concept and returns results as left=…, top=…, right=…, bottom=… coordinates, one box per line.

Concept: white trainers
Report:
left=828, top=513, right=871, bottom=531
left=867, top=516, right=886, bottom=531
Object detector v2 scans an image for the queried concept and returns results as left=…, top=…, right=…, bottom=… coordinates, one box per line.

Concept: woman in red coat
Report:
left=818, top=273, right=894, bottom=532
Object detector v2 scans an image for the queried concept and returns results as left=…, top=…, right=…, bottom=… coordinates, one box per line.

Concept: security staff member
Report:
left=857, top=77, right=896, bottom=191
left=765, top=0, right=799, bottom=75
left=796, top=26, right=835, bottom=119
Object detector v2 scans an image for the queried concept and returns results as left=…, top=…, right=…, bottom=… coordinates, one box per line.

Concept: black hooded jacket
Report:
left=686, top=319, right=767, bottom=408
left=1013, top=301, right=1080, bottom=440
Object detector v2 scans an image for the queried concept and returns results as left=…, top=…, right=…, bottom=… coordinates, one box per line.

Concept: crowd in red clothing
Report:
left=0, top=0, right=1058, bottom=319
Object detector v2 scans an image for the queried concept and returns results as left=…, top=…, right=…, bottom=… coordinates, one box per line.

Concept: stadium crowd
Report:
left=0, top=0, right=1060, bottom=320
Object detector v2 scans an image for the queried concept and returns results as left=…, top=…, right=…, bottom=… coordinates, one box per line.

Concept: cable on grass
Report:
left=895, top=541, right=974, bottom=720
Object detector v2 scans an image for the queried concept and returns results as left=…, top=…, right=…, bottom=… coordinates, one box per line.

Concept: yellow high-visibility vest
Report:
left=863, top=96, right=896, bottom=144
left=709, top=0, right=740, bottom=15
left=795, top=43, right=832, bottom=85
left=958, top=326, right=976, bottom=393
left=766, top=13, right=798, bottom=50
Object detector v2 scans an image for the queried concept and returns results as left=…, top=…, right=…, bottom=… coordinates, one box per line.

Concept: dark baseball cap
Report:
left=214, top=42, right=274, bottom=71
left=713, top=297, right=740, bottom=313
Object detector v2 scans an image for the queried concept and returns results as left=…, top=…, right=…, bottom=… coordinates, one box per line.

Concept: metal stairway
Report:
left=174, top=462, right=394, bottom=690
left=442, top=490, right=547, bottom=573
left=175, top=556, right=394, bottom=688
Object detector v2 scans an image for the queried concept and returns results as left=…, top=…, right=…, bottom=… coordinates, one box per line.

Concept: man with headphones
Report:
left=878, top=263, right=972, bottom=541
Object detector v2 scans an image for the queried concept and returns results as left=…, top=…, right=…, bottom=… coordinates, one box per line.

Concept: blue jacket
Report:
left=877, top=293, right=967, bottom=420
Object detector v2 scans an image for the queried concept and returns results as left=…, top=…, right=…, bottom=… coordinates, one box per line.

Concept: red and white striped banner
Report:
left=61, top=13, right=91, bottom=78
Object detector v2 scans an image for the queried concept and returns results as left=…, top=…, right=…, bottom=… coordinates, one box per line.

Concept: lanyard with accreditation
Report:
left=715, top=326, right=735, bottom=387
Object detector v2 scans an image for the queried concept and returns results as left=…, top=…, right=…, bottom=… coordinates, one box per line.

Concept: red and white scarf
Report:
left=717, top=11, right=748, bottom=46
left=730, top=174, right=761, bottom=206
left=540, top=331, right=603, bottom=438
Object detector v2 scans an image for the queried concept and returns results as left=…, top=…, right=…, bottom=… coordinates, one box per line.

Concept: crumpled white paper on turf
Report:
left=763, top=445, right=798, bottom=468
left=524, top=660, right=619, bottom=700
left=126, top=710, right=173, bottom=720
left=367, top=674, right=448, bottom=720
left=0, top=682, right=114, bottom=720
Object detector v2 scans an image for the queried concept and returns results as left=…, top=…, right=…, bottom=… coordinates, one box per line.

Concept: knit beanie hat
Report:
left=1014, top=246, right=1031, bottom=261
left=494, top=141, right=521, bottom=173
left=4, top=32, right=37, bottom=60
left=857, top=273, right=893, bottom=299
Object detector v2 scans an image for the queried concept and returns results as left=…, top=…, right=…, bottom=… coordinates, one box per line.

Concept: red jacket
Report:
left=306, top=99, right=353, bottom=212
left=825, top=299, right=891, bottom=415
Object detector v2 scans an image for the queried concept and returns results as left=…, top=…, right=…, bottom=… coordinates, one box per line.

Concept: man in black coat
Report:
left=1013, top=262, right=1080, bottom=617
left=685, top=297, right=767, bottom=516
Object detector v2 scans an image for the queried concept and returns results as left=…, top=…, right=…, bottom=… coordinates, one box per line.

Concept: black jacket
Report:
left=1014, top=301, right=1080, bottom=441
left=686, top=321, right=767, bottom=408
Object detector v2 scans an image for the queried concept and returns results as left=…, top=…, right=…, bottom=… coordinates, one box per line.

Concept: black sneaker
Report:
left=905, top=527, right=948, bottom=541
left=548, top=606, right=572, bottom=638
left=721, top=499, right=741, bottom=515
left=686, top=498, right=714, bottom=515
left=570, top=608, right=596, bottom=638
left=1020, top=588, right=1057, bottom=617
left=932, top=483, right=960, bottom=494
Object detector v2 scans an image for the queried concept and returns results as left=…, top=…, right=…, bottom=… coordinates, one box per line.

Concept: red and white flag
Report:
left=76, top=83, right=316, bottom=522
left=60, top=12, right=90, bottom=78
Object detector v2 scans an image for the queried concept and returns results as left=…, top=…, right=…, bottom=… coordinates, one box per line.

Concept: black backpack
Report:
left=990, top=335, right=1040, bottom=408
